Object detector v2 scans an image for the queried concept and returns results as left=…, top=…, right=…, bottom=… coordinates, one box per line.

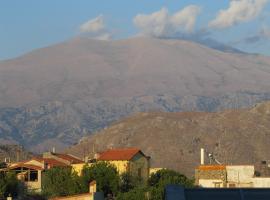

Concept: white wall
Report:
left=226, top=165, right=254, bottom=184
left=199, top=179, right=223, bottom=188
left=252, top=178, right=270, bottom=188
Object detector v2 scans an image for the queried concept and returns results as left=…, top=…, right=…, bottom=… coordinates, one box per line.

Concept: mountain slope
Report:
left=0, top=37, right=270, bottom=151
left=68, top=101, right=270, bottom=176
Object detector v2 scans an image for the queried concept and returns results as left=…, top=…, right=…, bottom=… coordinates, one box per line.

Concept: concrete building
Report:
left=195, top=149, right=270, bottom=188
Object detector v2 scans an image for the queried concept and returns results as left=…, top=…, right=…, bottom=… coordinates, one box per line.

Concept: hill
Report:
left=68, top=101, right=270, bottom=176
left=0, top=37, right=270, bottom=151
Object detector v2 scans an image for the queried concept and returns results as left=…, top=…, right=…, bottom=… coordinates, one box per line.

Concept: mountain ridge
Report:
left=67, top=101, right=270, bottom=176
left=0, top=37, right=270, bottom=151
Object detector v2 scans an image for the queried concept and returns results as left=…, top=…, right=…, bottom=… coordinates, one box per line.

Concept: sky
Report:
left=0, top=0, right=270, bottom=60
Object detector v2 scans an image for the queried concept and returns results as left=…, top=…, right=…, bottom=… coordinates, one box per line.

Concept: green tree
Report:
left=148, top=169, right=194, bottom=200
left=81, top=162, right=120, bottom=196
left=42, top=167, right=82, bottom=198
left=119, top=172, right=143, bottom=193
left=116, top=186, right=149, bottom=200
left=0, top=171, right=25, bottom=198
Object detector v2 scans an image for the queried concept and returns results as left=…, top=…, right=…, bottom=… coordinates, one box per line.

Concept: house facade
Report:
left=195, top=164, right=270, bottom=188
left=5, top=152, right=84, bottom=192
left=96, top=148, right=151, bottom=181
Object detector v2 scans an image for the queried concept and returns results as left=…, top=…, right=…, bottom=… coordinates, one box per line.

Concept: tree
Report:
left=42, top=167, right=82, bottom=197
left=0, top=171, right=25, bottom=198
left=119, top=172, right=143, bottom=193
left=81, top=162, right=120, bottom=196
left=148, top=169, right=194, bottom=200
left=116, top=186, right=149, bottom=200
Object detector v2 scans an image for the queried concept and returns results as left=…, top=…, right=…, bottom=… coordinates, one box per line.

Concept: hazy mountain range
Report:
left=68, top=101, right=270, bottom=176
left=0, top=37, right=270, bottom=151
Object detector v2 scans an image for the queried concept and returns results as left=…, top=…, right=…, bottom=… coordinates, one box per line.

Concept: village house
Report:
left=195, top=149, right=270, bottom=188
left=4, top=152, right=84, bottom=192
left=73, top=148, right=151, bottom=181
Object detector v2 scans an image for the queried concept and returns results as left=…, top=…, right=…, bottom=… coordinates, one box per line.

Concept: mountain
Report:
left=0, top=37, right=270, bottom=151
left=67, top=101, right=270, bottom=176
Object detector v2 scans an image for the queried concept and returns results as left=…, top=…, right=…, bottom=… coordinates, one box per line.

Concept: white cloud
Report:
left=209, top=0, right=269, bottom=29
left=79, top=15, right=112, bottom=40
left=133, top=5, right=201, bottom=38
left=80, top=15, right=105, bottom=33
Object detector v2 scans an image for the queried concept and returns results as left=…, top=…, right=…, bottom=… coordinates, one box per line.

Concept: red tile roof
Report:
left=31, top=157, right=68, bottom=167
left=43, top=158, right=69, bottom=167
left=54, top=153, right=84, bottom=164
left=198, top=165, right=226, bottom=170
left=98, top=148, right=144, bottom=161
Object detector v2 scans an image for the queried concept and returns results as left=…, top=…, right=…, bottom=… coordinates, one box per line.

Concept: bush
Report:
left=81, top=162, right=120, bottom=196
left=0, top=171, right=26, bottom=198
left=116, top=186, right=149, bottom=200
left=42, top=167, right=82, bottom=197
left=148, top=169, right=194, bottom=200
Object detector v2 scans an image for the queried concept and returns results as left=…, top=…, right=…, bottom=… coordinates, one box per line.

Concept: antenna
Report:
left=208, top=152, right=222, bottom=165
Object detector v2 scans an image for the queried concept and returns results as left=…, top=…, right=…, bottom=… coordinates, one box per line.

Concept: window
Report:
left=29, top=171, right=38, bottom=182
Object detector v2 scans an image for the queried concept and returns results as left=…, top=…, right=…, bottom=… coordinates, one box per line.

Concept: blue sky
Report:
left=0, top=0, right=270, bottom=60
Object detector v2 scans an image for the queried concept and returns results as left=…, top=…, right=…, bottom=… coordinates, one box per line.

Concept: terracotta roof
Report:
left=198, top=165, right=226, bottom=170
left=9, top=164, right=43, bottom=171
left=54, top=153, right=84, bottom=164
left=31, top=157, right=68, bottom=167
left=98, top=148, right=144, bottom=161
left=43, top=158, right=69, bottom=167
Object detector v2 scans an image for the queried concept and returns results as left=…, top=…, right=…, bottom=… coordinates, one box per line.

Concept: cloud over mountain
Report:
left=79, top=15, right=112, bottom=40
left=133, top=5, right=201, bottom=38
left=209, top=0, right=269, bottom=29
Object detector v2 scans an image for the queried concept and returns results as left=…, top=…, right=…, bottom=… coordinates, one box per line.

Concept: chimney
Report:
left=94, top=153, right=100, bottom=160
left=84, top=156, right=89, bottom=163
left=200, top=148, right=205, bottom=165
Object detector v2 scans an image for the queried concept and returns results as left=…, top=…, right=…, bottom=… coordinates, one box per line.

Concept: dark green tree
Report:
left=116, top=186, right=149, bottom=200
left=42, top=167, right=82, bottom=197
left=119, top=172, right=143, bottom=193
left=0, top=171, right=25, bottom=198
left=148, top=169, right=194, bottom=200
left=81, top=162, right=120, bottom=196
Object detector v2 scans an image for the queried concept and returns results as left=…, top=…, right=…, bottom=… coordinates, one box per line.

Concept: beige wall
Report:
left=252, top=178, right=270, bottom=187
left=50, top=193, right=93, bottom=200
left=226, top=165, right=254, bottom=185
left=199, top=179, right=224, bottom=188
left=26, top=170, right=42, bottom=192
left=130, top=153, right=150, bottom=181
left=72, top=163, right=87, bottom=176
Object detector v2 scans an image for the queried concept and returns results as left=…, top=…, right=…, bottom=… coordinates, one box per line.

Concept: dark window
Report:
left=29, top=171, right=38, bottom=182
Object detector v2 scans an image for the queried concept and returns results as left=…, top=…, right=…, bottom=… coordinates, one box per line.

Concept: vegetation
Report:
left=2, top=162, right=193, bottom=200
left=81, top=162, right=120, bottom=196
left=42, top=167, right=82, bottom=198
left=0, top=171, right=26, bottom=198
left=116, top=169, right=194, bottom=200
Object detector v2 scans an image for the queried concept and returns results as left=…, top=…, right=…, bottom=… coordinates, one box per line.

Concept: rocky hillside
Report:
left=1, top=37, right=270, bottom=151
left=68, top=101, right=270, bottom=177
